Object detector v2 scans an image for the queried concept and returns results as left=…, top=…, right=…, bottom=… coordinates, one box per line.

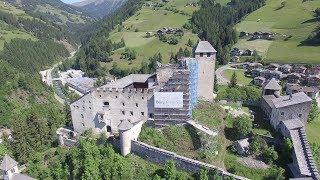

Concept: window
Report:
left=115, top=96, right=118, bottom=99
left=107, top=126, right=111, bottom=132
left=281, top=112, right=284, bottom=116
left=136, top=103, right=139, bottom=107
left=89, top=101, right=91, bottom=103
left=122, top=111, right=125, bottom=115
left=128, top=96, right=131, bottom=99
left=130, top=111, right=133, bottom=116
left=299, top=114, right=302, bottom=118
left=207, top=53, right=211, bottom=57
left=89, top=107, right=91, bottom=109
left=99, top=95, right=102, bottom=98
left=141, top=112, right=145, bottom=116
left=200, top=53, right=203, bottom=57
left=103, top=101, right=109, bottom=106
left=81, top=114, right=84, bottom=118
left=149, top=113, right=154, bottom=118
left=83, top=106, right=85, bottom=109
left=122, top=102, right=125, bottom=106
left=142, top=96, right=144, bottom=100
left=82, top=123, right=85, bottom=127
left=10, top=168, right=15, bottom=173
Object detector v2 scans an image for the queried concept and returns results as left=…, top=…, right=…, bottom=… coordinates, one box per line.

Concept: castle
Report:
left=68, top=41, right=216, bottom=137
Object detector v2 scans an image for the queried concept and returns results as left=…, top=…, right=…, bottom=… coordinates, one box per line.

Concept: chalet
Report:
left=307, top=75, right=320, bottom=87
left=306, top=66, right=320, bottom=76
left=287, top=73, right=301, bottom=84
left=253, top=76, right=266, bottom=86
left=279, top=64, right=292, bottom=74
left=243, top=49, right=253, bottom=56
left=293, top=65, right=307, bottom=74
left=251, top=68, right=263, bottom=78
left=268, top=63, right=280, bottom=71
left=286, top=84, right=319, bottom=99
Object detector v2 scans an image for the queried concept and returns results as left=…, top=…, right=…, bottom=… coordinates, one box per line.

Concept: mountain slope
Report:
left=72, top=0, right=126, bottom=18
left=234, top=0, right=320, bottom=64
left=4, top=0, right=95, bottom=32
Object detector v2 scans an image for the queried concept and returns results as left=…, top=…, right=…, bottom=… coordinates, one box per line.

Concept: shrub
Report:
left=233, top=116, right=253, bottom=138
left=263, top=146, right=278, bottom=164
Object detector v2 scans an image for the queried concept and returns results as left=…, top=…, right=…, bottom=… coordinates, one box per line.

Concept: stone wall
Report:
left=131, top=140, right=248, bottom=180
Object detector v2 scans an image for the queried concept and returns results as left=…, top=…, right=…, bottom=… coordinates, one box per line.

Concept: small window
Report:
left=107, top=126, right=111, bottom=132
left=89, top=101, right=91, bottom=103
left=89, top=107, right=92, bottom=109
left=207, top=53, right=211, bottom=57
left=81, top=114, right=84, bottom=118
left=142, top=97, right=144, bottom=100
left=83, top=106, right=85, bottom=109
left=149, top=113, right=154, bottom=118
left=128, top=96, right=131, bottom=99
left=115, top=96, right=118, bottom=98
left=298, top=114, right=302, bottom=118
left=200, top=53, right=203, bottom=57
left=141, top=112, right=145, bottom=116
left=82, top=123, right=85, bottom=127
left=130, top=111, right=133, bottom=116
left=281, top=112, right=284, bottom=116
left=136, top=103, right=139, bottom=107
left=122, top=102, right=125, bottom=106
left=103, top=101, right=109, bottom=106
left=122, top=111, right=125, bottom=115
left=99, top=95, right=102, bottom=98
left=10, top=168, right=15, bottom=173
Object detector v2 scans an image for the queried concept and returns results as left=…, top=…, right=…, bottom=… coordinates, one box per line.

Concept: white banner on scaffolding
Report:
left=154, top=92, right=183, bottom=108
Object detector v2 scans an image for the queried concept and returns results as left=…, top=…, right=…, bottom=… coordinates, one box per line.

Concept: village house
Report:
left=287, top=73, right=301, bottom=84
left=307, top=75, right=320, bottom=87
left=279, top=64, right=292, bottom=74
left=253, top=76, right=266, bottom=86
left=251, top=68, right=263, bottom=78
left=293, top=65, right=307, bottom=74
left=243, top=62, right=263, bottom=71
left=268, top=63, right=280, bottom=71
left=260, top=70, right=282, bottom=80
left=286, top=83, right=319, bottom=99
left=306, top=66, right=320, bottom=76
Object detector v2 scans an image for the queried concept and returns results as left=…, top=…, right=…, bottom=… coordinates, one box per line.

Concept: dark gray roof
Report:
left=287, top=84, right=319, bottom=93
left=66, top=77, right=97, bottom=94
left=118, top=120, right=133, bottom=131
left=264, top=78, right=281, bottom=90
left=1, top=155, right=18, bottom=171
left=195, top=41, right=217, bottom=53
left=12, top=173, right=35, bottom=180
left=101, top=74, right=154, bottom=89
left=272, top=92, right=312, bottom=108
left=262, top=95, right=277, bottom=108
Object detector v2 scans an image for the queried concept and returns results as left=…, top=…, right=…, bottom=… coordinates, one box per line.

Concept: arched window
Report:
left=107, top=126, right=111, bottom=132
left=103, top=101, right=109, bottom=106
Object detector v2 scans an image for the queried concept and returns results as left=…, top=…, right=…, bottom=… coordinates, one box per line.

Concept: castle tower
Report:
left=194, top=41, right=216, bottom=102
left=262, top=78, right=282, bottom=97
left=1, top=155, right=19, bottom=180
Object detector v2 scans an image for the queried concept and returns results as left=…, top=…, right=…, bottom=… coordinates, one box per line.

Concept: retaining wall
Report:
left=131, top=140, right=248, bottom=180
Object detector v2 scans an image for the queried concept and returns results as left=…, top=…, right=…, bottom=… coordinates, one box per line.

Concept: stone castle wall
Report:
left=131, top=140, right=248, bottom=180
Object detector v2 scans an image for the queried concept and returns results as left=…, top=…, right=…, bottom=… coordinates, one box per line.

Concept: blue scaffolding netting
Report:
left=185, top=58, right=199, bottom=116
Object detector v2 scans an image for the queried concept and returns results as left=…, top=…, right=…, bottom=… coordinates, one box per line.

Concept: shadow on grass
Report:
left=185, top=124, right=202, bottom=150
left=302, top=18, right=320, bottom=24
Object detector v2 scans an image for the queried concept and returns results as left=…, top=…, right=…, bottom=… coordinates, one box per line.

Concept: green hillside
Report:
left=234, top=0, right=320, bottom=64
left=105, top=0, right=199, bottom=70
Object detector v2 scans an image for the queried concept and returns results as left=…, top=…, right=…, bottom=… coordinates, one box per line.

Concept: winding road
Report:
left=215, top=63, right=245, bottom=86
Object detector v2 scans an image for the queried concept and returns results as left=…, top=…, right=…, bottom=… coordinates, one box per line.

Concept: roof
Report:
left=101, top=74, right=154, bottom=89
left=290, top=129, right=311, bottom=176
left=254, top=76, right=266, bottom=81
left=195, top=41, right=217, bottom=53
left=118, top=120, right=133, bottom=131
left=262, top=95, right=277, bottom=108
left=1, top=154, right=18, bottom=171
left=12, top=173, right=35, bottom=180
left=263, top=78, right=281, bottom=90
left=282, top=119, right=304, bottom=130
left=272, top=92, right=312, bottom=108
left=236, top=138, right=250, bottom=148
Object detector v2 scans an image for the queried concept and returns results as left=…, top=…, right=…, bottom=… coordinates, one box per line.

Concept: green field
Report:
left=234, top=0, right=320, bottom=64
left=306, top=116, right=320, bottom=169
left=223, top=69, right=252, bottom=85
left=105, top=0, right=200, bottom=71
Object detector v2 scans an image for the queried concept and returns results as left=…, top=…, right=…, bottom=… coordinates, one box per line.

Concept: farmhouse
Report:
left=1, top=155, right=35, bottom=180
left=279, top=64, right=292, bottom=74
left=286, top=83, right=319, bottom=99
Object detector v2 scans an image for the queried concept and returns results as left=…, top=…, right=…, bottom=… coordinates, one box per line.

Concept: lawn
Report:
left=233, top=0, right=320, bottom=64
left=223, top=69, right=252, bottom=85
left=306, top=116, right=320, bottom=170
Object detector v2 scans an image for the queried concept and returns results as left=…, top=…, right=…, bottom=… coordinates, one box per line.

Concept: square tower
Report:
left=194, top=41, right=216, bottom=102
